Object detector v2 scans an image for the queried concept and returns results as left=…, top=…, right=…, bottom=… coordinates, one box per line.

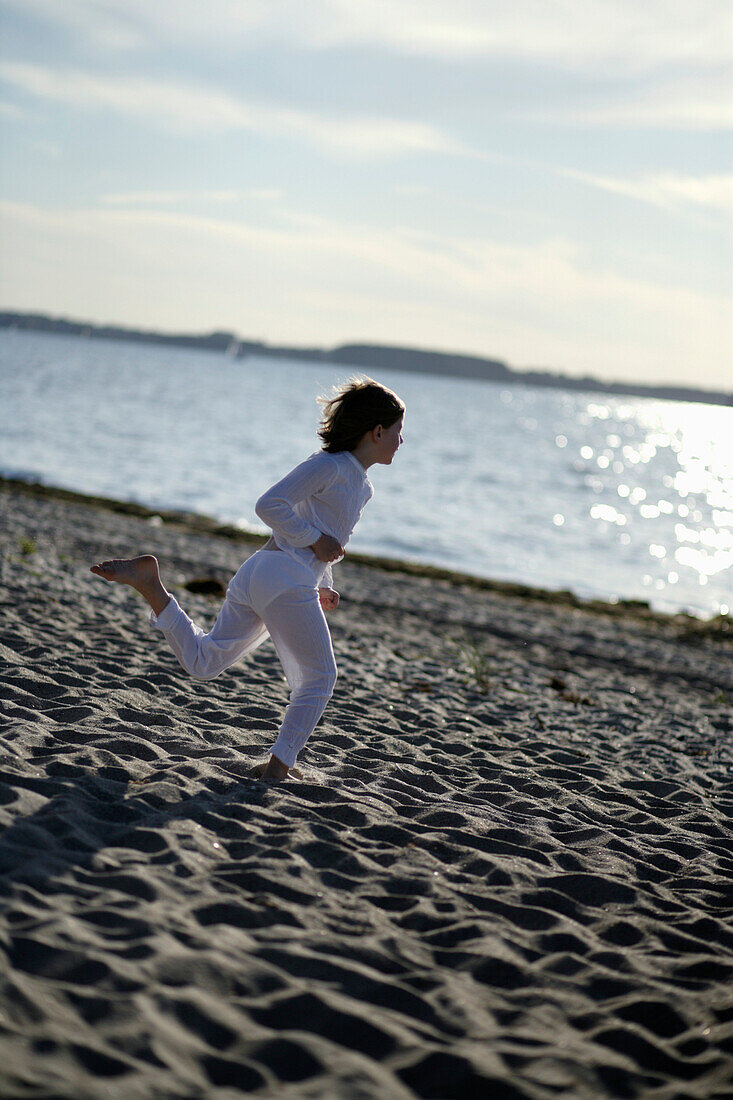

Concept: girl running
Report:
left=90, top=377, right=405, bottom=781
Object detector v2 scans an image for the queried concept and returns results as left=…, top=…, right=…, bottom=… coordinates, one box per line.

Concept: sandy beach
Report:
left=1, top=478, right=732, bottom=1099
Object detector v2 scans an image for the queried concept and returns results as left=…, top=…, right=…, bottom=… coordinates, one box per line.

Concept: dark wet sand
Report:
left=1, top=481, right=732, bottom=1099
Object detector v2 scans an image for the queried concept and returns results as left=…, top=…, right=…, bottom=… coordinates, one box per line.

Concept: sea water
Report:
left=0, top=329, right=730, bottom=619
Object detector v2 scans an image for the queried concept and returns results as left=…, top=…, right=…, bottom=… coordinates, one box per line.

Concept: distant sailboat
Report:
left=225, top=339, right=240, bottom=357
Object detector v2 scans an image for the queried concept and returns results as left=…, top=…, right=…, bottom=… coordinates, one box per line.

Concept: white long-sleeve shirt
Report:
left=255, top=450, right=373, bottom=588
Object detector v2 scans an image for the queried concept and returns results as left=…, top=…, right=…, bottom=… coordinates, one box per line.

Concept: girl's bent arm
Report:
left=255, top=451, right=338, bottom=548
left=311, top=535, right=343, bottom=563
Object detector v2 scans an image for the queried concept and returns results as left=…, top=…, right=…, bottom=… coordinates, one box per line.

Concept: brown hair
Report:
left=317, top=376, right=405, bottom=453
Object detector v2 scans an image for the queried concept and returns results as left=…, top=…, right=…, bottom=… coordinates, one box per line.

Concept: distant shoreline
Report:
left=2, top=309, right=731, bottom=408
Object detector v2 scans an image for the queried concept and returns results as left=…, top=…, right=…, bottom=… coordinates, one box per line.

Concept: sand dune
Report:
left=1, top=481, right=732, bottom=1099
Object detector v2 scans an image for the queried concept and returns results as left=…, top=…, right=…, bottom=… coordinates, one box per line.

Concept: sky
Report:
left=0, top=0, right=731, bottom=389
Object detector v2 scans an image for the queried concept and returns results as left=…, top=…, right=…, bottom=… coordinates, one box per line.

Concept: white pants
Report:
left=150, top=548, right=337, bottom=767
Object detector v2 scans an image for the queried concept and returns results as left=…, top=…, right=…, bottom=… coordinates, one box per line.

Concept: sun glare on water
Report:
left=578, top=399, right=732, bottom=614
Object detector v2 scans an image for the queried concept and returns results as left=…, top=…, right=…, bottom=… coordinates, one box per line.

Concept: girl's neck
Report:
left=350, top=440, right=375, bottom=470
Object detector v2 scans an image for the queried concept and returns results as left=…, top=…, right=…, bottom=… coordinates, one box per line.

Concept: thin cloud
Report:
left=536, top=72, right=733, bottom=131
left=1, top=197, right=724, bottom=315
left=560, top=169, right=733, bottom=217
left=285, top=0, right=732, bottom=73
left=5, top=6, right=728, bottom=138
left=7, top=0, right=731, bottom=71
left=100, top=189, right=284, bottom=206
left=0, top=62, right=460, bottom=158
left=0, top=98, right=33, bottom=120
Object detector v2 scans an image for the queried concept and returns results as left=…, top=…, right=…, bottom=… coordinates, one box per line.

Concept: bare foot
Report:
left=248, top=756, right=302, bottom=782
left=90, top=555, right=170, bottom=616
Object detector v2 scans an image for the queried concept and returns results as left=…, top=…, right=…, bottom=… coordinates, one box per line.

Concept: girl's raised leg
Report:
left=91, top=555, right=308, bottom=782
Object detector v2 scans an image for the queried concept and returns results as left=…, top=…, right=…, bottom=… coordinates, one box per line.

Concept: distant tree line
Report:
left=1, top=310, right=729, bottom=407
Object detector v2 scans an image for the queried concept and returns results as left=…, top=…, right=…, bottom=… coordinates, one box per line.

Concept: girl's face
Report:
left=376, top=414, right=404, bottom=464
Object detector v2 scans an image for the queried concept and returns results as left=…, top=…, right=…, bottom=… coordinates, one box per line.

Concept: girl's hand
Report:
left=311, top=533, right=344, bottom=562
left=318, top=587, right=340, bottom=612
